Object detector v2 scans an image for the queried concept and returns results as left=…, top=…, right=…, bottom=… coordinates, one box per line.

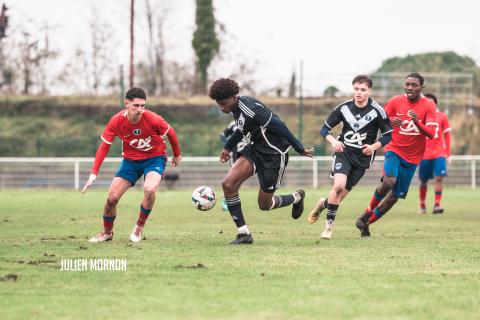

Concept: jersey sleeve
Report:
left=442, top=113, right=452, bottom=134
left=324, top=106, right=343, bottom=129
left=101, top=116, right=118, bottom=144
left=377, top=107, right=393, bottom=135
left=383, top=98, right=396, bottom=118
left=154, top=114, right=171, bottom=136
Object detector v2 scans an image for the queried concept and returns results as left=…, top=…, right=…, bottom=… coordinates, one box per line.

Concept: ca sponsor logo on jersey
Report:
left=344, top=130, right=367, bottom=148
left=399, top=120, right=420, bottom=136
left=129, top=136, right=153, bottom=151
left=133, top=129, right=141, bottom=135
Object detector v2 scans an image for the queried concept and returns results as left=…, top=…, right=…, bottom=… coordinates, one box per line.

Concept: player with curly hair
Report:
left=209, top=78, right=314, bottom=244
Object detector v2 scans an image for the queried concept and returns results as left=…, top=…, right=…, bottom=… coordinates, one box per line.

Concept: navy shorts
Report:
left=383, top=151, right=417, bottom=199
left=239, top=145, right=288, bottom=193
left=115, top=156, right=167, bottom=186
left=331, top=152, right=366, bottom=191
left=419, top=157, right=447, bottom=181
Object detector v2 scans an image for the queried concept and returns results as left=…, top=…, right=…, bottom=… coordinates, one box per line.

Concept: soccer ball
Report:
left=191, top=186, right=216, bottom=211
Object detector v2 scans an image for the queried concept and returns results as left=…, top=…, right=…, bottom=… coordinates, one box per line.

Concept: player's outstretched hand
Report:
left=220, top=149, right=231, bottom=163
left=407, top=109, right=418, bottom=121
left=391, top=117, right=403, bottom=127
left=81, top=174, right=97, bottom=194
left=172, top=155, right=182, bottom=167
left=302, top=147, right=315, bottom=158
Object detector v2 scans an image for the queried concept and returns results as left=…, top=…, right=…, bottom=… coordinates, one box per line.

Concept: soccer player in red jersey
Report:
left=418, top=93, right=451, bottom=214
left=356, top=73, right=438, bottom=237
left=82, top=87, right=181, bottom=243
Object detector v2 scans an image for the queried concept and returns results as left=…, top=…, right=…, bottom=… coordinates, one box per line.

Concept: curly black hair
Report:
left=208, top=78, right=240, bottom=100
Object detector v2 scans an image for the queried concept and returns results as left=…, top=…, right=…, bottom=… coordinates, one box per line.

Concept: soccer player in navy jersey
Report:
left=209, top=78, right=315, bottom=244
left=82, top=87, right=181, bottom=243
left=307, top=75, right=392, bottom=239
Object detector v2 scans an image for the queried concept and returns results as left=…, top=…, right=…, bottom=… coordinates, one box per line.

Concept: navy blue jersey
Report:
left=324, top=98, right=393, bottom=168
left=231, top=96, right=291, bottom=155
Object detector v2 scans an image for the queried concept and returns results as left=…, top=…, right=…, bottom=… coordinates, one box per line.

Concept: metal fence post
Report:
left=313, top=158, right=318, bottom=189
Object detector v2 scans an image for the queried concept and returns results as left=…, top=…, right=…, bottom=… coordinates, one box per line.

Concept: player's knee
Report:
left=434, top=177, right=443, bottom=183
left=333, top=184, right=345, bottom=195
left=106, top=194, right=120, bottom=207
left=222, top=178, right=236, bottom=193
left=258, top=200, right=271, bottom=211
left=382, top=178, right=396, bottom=191
left=143, top=187, right=156, bottom=200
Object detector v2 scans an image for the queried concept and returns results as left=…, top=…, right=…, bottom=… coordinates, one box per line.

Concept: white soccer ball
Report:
left=191, top=186, right=217, bottom=211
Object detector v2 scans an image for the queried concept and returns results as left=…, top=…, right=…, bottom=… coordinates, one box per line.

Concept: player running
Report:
left=82, top=87, right=181, bottom=243
left=356, top=73, right=437, bottom=237
left=307, top=75, right=392, bottom=239
left=209, top=78, right=314, bottom=245
left=418, top=93, right=451, bottom=214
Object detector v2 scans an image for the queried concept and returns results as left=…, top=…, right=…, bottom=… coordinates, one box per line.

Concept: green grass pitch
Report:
left=1, top=187, right=479, bottom=319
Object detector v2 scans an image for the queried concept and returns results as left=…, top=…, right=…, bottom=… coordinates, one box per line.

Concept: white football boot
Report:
left=129, top=225, right=144, bottom=243
left=321, top=219, right=335, bottom=239
left=88, top=231, right=113, bottom=243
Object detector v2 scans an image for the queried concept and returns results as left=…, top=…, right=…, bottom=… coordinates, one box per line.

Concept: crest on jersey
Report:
left=133, top=129, right=141, bottom=135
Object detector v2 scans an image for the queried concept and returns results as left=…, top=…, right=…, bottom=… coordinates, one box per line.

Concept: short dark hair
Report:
left=352, top=74, right=372, bottom=88
left=208, top=78, right=240, bottom=100
left=424, top=93, right=438, bottom=105
left=406, top=73, right=425, bottom=86
left=125, top=87, right=147, bottom=100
